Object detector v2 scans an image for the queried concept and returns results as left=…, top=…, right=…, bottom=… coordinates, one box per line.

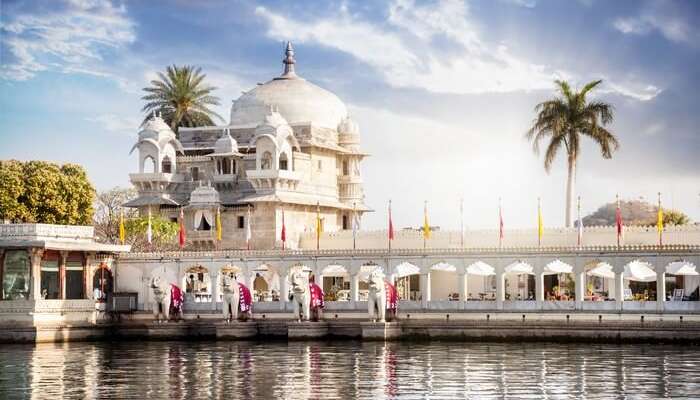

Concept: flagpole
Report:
left=246, top=205, right=251, bottom=250
left=423, top=200, right=427, bottom=250
left=352, top=201, right=357, bottom=250
left=658, top=192, right=663, bottom=247
left=616, top=194, right=621, bottom=248
left=388, top=200, right=393, bottom=253
left=577, top=196, right=582, bottom=248
left=316, top=201, right=320, bottom=251
left=498, top=197, right=503, bottom=249
left=460, top=197, right=464, bottom=249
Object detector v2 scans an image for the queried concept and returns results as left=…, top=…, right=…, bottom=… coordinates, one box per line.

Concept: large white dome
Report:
left=229, top=42, right=348, bottom=130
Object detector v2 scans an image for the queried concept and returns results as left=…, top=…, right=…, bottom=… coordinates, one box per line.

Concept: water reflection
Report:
left=0, top=340, right=699, bottom=399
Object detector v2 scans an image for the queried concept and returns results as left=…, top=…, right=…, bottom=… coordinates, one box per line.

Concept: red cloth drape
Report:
left=385, top=281, right=398, bottom=311
left=310, top=282, right=324, bottom=309
left=238, top=283, right=252, bottom=313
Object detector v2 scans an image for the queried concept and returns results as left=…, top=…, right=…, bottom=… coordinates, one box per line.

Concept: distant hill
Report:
left=581, top=199, right=691, bottom=227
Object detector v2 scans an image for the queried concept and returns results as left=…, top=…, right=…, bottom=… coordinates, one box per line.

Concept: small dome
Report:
left=338, top=116, right=359, bottom=135
left=213, top=129, right=239, bottom=155
left=189, top=184, right=220, bottom=205
left=138, top=114, right=175, bottom=140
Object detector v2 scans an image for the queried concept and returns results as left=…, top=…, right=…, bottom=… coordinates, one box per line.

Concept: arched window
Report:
left=279, top=153, right=288, bottom=170
left=261, top=152, right=272, bottom=170
left=2, top=250, right=30, bottom=300
left=198, top=214, right=211, bottom=231
left=221, top=158, right=231, bottom=174
left=161, top=156, right=172, bottom=173
left=143, top=156, right=156, bottom=173
left=92, top=266, right=113, bottom=302
left=342, top=160, right=349, bottom=176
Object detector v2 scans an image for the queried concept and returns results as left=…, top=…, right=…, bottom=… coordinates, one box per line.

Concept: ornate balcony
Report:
left=245, top=169, right=300, bottom=190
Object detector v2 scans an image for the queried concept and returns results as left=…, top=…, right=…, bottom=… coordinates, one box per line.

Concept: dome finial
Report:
left=281, top=41, right=297, bottom=78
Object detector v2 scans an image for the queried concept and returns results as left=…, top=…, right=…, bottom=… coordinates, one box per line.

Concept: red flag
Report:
left=498, top=199, right=504, bottom=247
left=388, top=201, right=394, bottom=240
left=178, top=208, right=185, bottom=249
left=281, top=211, right=286, bottom=249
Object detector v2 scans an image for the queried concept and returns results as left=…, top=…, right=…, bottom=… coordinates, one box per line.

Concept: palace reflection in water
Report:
left=1, top=341, right=699, bottom=399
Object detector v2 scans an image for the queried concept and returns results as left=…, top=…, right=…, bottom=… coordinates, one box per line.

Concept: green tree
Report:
left=124, top=214, right=179, bottom=252
left=0, top=160, right=28, bottom=222
left=526, top=80, right=618, bottom=227
left=582, top=199, right=691, bottom=227
left=93, top=187, right=138, bottom=243
left=0, top=160, right=94, bottom=224
left=141, top=65, right=223, bottom=135
left=663, top=209, right=691, bottom=226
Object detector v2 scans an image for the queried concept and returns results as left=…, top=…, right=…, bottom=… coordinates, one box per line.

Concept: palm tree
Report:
left=141, top=65, right=223, bottom=135
left=526, top=80, right=619, bottom=227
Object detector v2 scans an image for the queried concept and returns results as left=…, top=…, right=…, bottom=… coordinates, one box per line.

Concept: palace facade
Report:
left=126, top=42, right=369, bottom=250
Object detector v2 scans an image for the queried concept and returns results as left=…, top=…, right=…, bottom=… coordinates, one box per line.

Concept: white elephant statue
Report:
left=150, top=276, right=171, bottom=323
left=221, top=273, right=240, bottom=322
left=367, top=270, right=388, bottom=322
left=290, top=271, right=311, bottom=322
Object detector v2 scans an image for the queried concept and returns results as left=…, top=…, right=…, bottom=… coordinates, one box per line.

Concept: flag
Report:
left=146, top=207, right=152, bottom=244
left=119, top=209, right=125, bottom=245
left=216, top=207, right=222, bottom=241
left=498, top=198, right=504, bottom=247
left=245, top=206, right=252, bottom=250
left=615, top=195, right=623, bottom=246
left=423, top=201, right=431, bottom=239
left=577, top=196, right=583, bottom=247
left=281, top=211, right=287, bottom=247
left=657, top=193, right=663, bottom=246
left=178, top=208, right=185, bottom=249
left=315, top=202, right=322, bottom=250
left=388, top=200, right=395, bottom=241
left=537, top=198, right=543, bottom=246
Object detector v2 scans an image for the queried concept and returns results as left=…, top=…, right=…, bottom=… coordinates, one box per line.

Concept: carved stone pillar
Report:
left=495, top=264, right=505, bottom=310
left=574, top=263, right=585, bottom=311
left=655, top=263, right=666, bottom=312
left=279, top=266, right=289, bottom=311
left=614, top=263, right=625, bottom=311
left=420, top=272, right=431, bottom=307
left=210, top=269, right=219, bottom=311
left=535, top=266, right=545, bottom=309
left=457, top=271, right=467, bottom=306
left=30, top=248, right=44, bottom=301
left=85, top=253, right=95, bottom=300
left=59, top=251, right=69, bottom=300
left=350, top=273, right=359, bottom=302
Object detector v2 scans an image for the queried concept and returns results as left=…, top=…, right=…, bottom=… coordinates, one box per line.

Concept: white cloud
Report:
left=255, top=0, right=658, bottom=101
left=84, top=113, right=141, bottom=136
left=0, top=0, right=135, bottom=81
left=613, top=1, right=698, bottom=45
left=255, top=0, right=560, bottom=95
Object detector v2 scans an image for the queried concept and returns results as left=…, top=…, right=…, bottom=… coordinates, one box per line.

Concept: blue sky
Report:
left=1, top=0, right=699, bottom=229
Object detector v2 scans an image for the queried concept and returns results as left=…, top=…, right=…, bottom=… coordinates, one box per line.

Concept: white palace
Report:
left=1, top=43, right=700, bottom=329
left=125, top=42, right=369, bottom=250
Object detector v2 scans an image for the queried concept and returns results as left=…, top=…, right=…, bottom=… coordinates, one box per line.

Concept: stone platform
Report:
left=361, top=322, right=402, bottom=340
left=215, top=321, right=258, bottom=339
left=287, top=321, right=329, bottom=339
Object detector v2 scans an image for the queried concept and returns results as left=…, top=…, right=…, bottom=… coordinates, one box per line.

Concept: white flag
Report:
left=245, top=207, right=252, bottom=244
left=577, top=196, right=583, bottom=247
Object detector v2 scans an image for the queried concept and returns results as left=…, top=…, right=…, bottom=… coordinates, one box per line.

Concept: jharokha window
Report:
left=161, top=156, right=172, bottom=173
left=261, top=152, right=272, bottom=170
left=2, top=250, right=30, bottom=300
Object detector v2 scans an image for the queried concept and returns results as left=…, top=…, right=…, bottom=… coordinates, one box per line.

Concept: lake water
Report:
left=1, top=340, right=699, bottom=399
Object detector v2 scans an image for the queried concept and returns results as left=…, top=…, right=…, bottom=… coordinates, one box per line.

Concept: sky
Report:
left=1, top=0, right=699, bottom=230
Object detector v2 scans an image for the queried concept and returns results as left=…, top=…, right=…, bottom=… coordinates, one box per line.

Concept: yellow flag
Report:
left=657, top=207, right=663, bottom=233
left=316, top=202, right=322, bottom=238
left=537, top=198, right=543, bottom=244
left=119, top=210, right=125, bottom=244
left=216, top=207, right=222, bottom=241
left=423, top=201, right=431, bottom=239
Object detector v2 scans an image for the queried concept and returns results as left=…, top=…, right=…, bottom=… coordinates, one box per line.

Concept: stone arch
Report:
left=543, top=259, right=575, bottom=300
left=665, top=260, right=700, bottom=300
left=250, top=263, right=281, bottom=302
left=319, top=264, right=350, bottom=301
left=430, top=261, right=458, bottom=301
left=183, top=265, right=211, bottom=302
left=584, top=259, right=614, bottom=300
left=466, top=261, right=496, bottom=301
left=142, top=155, right=157, bottom=173
left=393, top=262, right=421, bottom=301
left=623, top=259, right=657, bottom=300
left=216, top=264, right=242, bottom=302
left=504, top=261, right=534, bottom=301
left=279, top=152, right=289, bottom=170
left=92, top=264, right=113, bottom=302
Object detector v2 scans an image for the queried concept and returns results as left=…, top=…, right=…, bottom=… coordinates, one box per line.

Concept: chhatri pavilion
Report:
left=126, top=42, right=369, bottom=250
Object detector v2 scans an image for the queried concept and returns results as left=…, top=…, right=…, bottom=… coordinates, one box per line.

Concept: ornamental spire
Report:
left=281, top=41, right=297, bottom=79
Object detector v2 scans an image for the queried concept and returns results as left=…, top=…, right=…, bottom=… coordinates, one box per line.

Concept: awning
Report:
left=544, top=259, right=573, bottom=275
left=393, top=262, right=420, bottom=278
left=505, top=261, right=533, bottom=275
left=467, top=261, right=495, bottom=276
left=123, top=195, right=180, bottom=207
left=587, top=262, right=615, bottom=279
left=666, top=261, right=699, bottom=276
left=431, top=262, right=456, bottom=272
left=625, top=261, right=656, bottom=282
left=321, top=264, right=349, bottom=277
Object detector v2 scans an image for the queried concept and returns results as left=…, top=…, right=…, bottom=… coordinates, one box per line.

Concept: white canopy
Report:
left=587, top=262, right=615, bottom=279
left=544, top=260, right=573, bottom=275
left=431, top=262, right=456, bottom=272
left=666, top=261, right=699, bottom=276
left=467, top=261, right=495, bottom=276
left=393, top=262, right=420, bottom=278
left=625, top=261, right=656, bottom=282
left=505, top=261, right=533, bottom=275
left=321, top=264, right=348, bottom=277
